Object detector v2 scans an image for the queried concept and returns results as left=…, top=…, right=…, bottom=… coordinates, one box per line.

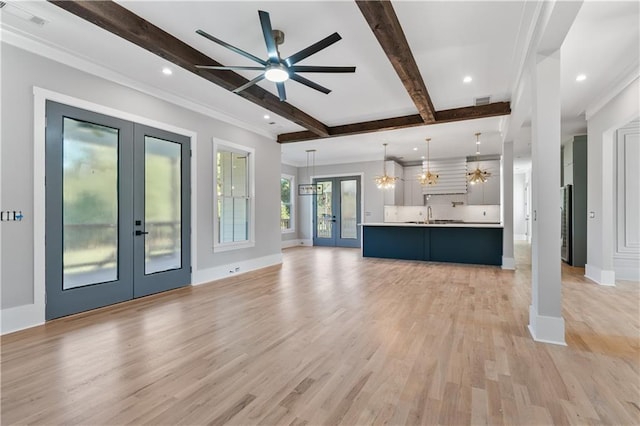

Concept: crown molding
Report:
left=585, top=66, right=640, bottom=120
left=0, top=25, right=275, bottom=140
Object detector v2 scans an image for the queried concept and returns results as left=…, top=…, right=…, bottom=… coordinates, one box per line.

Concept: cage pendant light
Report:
left=374, top=143, right=398, bottom=189
left=467, top=132, right=491, bottom=185
left=419, top=137, right=439, bottom=186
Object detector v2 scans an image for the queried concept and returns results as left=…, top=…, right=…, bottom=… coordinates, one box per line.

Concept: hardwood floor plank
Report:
left=1, top=243, right=638, bottom=425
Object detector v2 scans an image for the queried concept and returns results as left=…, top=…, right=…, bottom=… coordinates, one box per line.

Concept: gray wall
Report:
left=297, top=160, right=386, bottom=241
left=281, top=163, right=299, bottom=242
left=1, top=43, right=281, bottom=309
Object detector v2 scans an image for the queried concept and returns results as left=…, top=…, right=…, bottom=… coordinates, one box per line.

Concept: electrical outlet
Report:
left=235, top=267, right=240, bottom=272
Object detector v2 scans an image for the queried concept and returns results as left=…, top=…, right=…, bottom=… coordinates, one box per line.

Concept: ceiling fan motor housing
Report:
left=272, top=29, right=285, bottom=46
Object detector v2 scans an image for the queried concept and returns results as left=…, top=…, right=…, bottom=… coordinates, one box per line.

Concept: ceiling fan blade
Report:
left=284, top=33, right=342, bottom=66
left=232, top=74, right=266, bottom=94
left=196, top=29, right=266, bottom=65
left=276, top=82, right=287, bottom=102
left=290, top=66, right=356, bottom=73
left=258, top=10, right=279, bottom=63
left=289, top=74, right=331, bottom=95
left=196, top=65, right=265, bottom=71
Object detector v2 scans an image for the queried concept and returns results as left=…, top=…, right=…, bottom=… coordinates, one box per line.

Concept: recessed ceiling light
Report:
left=576, top=74, right=587, bottom=82
left=162, top=67, right=173, bottom=76
left=421, top=156, right=425, bottom=160
left=463, top=76, right=472, bottom=83
left=413, top=147, right=418, bottom=151
left=263, top=114, right=270, bottom=120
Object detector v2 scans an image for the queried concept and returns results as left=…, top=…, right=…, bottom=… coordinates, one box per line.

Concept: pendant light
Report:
left=374, top=143, right=398, bottom=189
left=418, top=137, right=439, bottom=186
left=298, top=149, right=322, bottom=195
left=467, top=132, right=491, bottom=185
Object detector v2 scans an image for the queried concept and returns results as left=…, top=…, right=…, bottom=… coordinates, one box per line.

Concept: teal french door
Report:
left=45, top=101, right=191, bottom=320
left=313, top=176, right=361, bottom=248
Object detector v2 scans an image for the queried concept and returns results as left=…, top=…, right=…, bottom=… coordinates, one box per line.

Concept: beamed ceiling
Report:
left=2, top=1, right=637, bottom=166
left=48, top=0, right=510, bottom=143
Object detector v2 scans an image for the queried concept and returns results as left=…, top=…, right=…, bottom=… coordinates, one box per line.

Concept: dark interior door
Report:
left=313, top=176, right=361, bottom=248
left=45, top=101, right=190, bottom=320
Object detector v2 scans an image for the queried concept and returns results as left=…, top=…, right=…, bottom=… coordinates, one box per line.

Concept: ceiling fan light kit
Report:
left=264, top=63, right=289, bottom=82
left=195, top=10, right=355, bottom=101
left=467, top=132, right=491, bottom=185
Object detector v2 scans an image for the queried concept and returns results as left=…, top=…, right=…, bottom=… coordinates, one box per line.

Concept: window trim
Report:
left=213, top=139, right=255, bottom=252
left=281, top=173, right=295, bottom=234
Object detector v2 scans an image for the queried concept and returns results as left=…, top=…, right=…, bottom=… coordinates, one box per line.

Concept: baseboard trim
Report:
left=192, top=253, right=283, bottom=285
left=515, top=234, right=527, bottom=241
left=282, top=239, right=301, bottom=249
left=502, top=257, right=516, bottom=270
left=528, top=306, right=566, bottom=345
left=585, top=264, right=616, bottom=286
left=1, top=302, right=45, bottom=335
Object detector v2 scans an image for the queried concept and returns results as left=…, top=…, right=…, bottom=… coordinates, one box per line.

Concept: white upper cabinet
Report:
left=403, top=165, right=424, bottom=206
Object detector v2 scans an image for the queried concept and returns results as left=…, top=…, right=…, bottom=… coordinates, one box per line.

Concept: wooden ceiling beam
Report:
left=435, top=102, right=512, bottom=124
left=48, top=0, right=330, bottom=137
left=278, top=114, right=424, bottom=143
left=277, top=102, right=511, bottom=143
left=356, top=0, right=436, bottom=124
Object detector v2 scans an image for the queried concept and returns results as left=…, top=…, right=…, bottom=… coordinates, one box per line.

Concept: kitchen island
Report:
left=362, top=222, right=503, bottom=266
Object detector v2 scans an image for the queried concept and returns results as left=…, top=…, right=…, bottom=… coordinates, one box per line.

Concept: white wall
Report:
left=614, top=120, right=640, bottom=281
left=586, top=77, right=640, bottom=285
left=513, top=172, right=527, bottom=239
left=1, top=43, right=282, bottom=331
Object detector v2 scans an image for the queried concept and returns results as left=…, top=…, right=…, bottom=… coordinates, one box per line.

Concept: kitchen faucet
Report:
left=426, top=206, right=433, bottom=224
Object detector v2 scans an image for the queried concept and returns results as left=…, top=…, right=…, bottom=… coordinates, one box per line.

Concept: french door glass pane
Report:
left=62, top=118, right=118, bottom=289
left=144, top=136, right=181, bottom=275
left=341, top=180, right=357, bottom=239
left=316, top=181, right=333, bottom=238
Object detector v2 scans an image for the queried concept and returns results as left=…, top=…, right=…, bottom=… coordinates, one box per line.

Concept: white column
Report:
left=502, top=141, right=515, bottom=269
left=529, top=50, right=566, bottom=345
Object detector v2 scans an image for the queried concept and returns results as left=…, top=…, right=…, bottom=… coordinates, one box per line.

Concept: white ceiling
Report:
left=1, top=1, right=638, bottom=168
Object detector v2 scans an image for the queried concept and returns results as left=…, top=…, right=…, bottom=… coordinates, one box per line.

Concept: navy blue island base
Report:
left=362, top=224, right=503, bottom=266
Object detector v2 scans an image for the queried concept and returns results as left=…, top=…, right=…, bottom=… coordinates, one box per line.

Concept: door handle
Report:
left=135, top=230, right=149, bottom=236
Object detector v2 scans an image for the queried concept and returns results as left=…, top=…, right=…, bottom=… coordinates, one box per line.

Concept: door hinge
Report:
left=190, top=266, right=192, bottom=273
left=190, top=149, right=192, bottom=158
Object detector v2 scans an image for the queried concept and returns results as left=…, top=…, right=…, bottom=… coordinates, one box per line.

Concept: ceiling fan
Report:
left=195, top=10, right=356, bottom=102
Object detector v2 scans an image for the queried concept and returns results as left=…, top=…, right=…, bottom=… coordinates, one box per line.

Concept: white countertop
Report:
left=360, top=222, right=504, bottom=228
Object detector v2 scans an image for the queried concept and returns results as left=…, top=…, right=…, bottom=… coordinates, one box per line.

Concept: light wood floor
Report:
left=2, top=242, right=639, bottom=425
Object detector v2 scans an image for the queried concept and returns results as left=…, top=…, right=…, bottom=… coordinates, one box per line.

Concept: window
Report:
left=281, top=174, right=295, bottom=233
left=214, top=141, right=254, bottom=251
